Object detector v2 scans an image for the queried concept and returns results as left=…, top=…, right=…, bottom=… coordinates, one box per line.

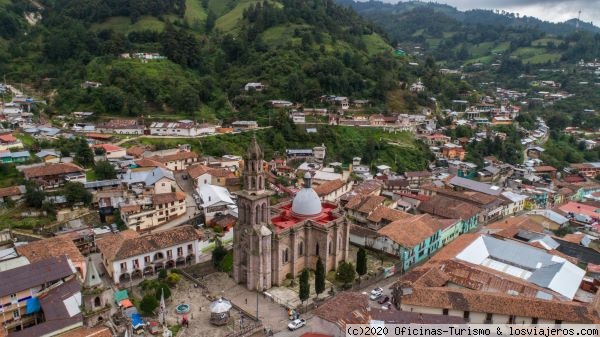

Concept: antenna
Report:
left=576, top=9, right=581, bottom=31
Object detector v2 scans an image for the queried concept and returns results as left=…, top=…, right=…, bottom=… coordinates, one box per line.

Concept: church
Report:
left=233, top=137, right=350, bottom=290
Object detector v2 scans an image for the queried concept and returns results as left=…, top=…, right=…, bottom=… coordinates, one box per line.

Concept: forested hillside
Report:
left=0, top=0, right=416, bottom=121
left=338, top=0, right=600, bottom=68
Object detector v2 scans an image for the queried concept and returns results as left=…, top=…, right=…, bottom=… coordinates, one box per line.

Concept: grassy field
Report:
left=511, top=47, right=545, bottom=58
left=208, top=0, right=236, bottom=16
left=468, top=42, right=494, bottom=58
left=91, top=16, right=165, bottom=34
left=122, top=125, right=431, bottom=172
left=362, top=34, right=391, bottom=55
left=523, top=53, right=562, bottom=64
left=532, top=38, right=562, bottom=47
left=184, top=0, right=207, bottom=26
left=0, top=206, right=55, bottom=230
left=216, top=0, right=282, bottom=33
left=261, top=24, right=309, bottom=46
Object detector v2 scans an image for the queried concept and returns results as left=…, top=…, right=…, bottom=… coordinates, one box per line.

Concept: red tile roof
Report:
left=96, top=225, right=201, bottom=262
left=377, top=214, right=446, bottom=248
left=23, top=163, right=84, bottom=178
left=313, top=292, right=368, bottom=324
left=0, top=185, right=22, bottom=198
left=313, top=179, right=346, bottom=197
left=0, top=134, right=17, bottom=143
left=152, top=191, right=186, bottom=206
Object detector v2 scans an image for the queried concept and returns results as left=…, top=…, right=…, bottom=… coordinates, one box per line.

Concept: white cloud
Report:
left=378, top=0, right=599, bottom=23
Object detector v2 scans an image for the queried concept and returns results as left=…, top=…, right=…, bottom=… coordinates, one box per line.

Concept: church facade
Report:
left=233, top=138, right=349, bottom=290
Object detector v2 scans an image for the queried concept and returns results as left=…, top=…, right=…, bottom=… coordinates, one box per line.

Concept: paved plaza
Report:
left=202, top=273, right=290, bottom=333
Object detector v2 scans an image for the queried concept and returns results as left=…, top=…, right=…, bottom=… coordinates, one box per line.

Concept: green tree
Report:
left=356, top=247, right=367, bottom=277
left=205, top=10, right=216, bottom=32
left=166, top=273, right=181, bottom=287
left=299, top=268, right=310, bottom=303
left=94, top=160, right=117, bottom=180
left=74, top=138, right=94, bottom=167
left=24, top=182, right=45, bottom=209
left=158, top=269, right=168, bottom=280
left=140, top=294, right=158, bottom=315
left=336, top=261, right=356, bottom=287
left=315, top=256, right=325, bottom=297
left=112, top=209, right=127, bottom=231
left=155, top=283, right=172, bottom=299
left=63, top=182, right=92, bottom=206
left=212, top=238, right=228, bottom=267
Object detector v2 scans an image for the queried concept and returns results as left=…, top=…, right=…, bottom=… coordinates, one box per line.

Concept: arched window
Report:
left=329, top=242, right=333, bottom=255
left=94, top=297, right=101, bottom=307
left=282, top=248, right=289, bottom=263
left=316, top=242, right=320, bottom=256
left=298, top=242, right=303, bottom=256
left=261, top=203, right=267, bottom=223
left=255, top=204, right=260, bottom=224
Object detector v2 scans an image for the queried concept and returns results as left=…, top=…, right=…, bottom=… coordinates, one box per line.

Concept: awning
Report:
left=131, top=313, right=145, bottom=329
left=25, top=298, right=40, bottom=314
left=114, top=289, right=128, bottom=304
left=120, top=299, right=133, bottom=308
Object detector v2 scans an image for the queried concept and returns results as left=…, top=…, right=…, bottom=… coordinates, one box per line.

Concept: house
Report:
left=313, top=179, right=353, bottom=202
left=96, top=119, right=144, bottom=135
left=424, top=134, right=451, bottom=147
left=377, top=214, right=446, bottom=270
left=147, top=151, right=200, bottom=171
left=244, top=82, right=265, bottom=92
left=345, top=194, right=387, bottom=225
left=527, top=146, right=545, bottom=159
left=119, top=192, right=187, bottom=230
left=442, top=143, right=466, bottom=160
left=569, top=162, right=600, bottom=178
left=557, top=201, right=600, bottom=225
left=197, top=184, right=237, bottom=223
left=95, top=226, right=203, bottom=285
left=149, top=121, right=216, bottom=137
left=311, top=292, right=464, bottom=337
left=81, top=81, right=101, bottom=89
left=120, top=167, right=177, bottom=194
left=448, top=176, right=503, bottom=196
left=231, top=120, right=258, bottom=130
left=404, top=171, right=432, bottom=189
left=533, top=165, right=557, bottom=180
left=0, top=134, right=23, bottom=151
left=418, top=194, right=480, bottom=232
left=409, top=79, right=425, bottom=92
left=22, top=163, right=86, bottom=190
left=187, top=164, right=238, bottom=188
left=0, top=151, right=30, bottom=164
left=501, top=191, right=528, bottom=216
left=92, top=144, right=126, bottom=159
left=0, top=256, right=78, bottom=334
left=35, top=149, right=60, bottom=163
left=0, top=185, right=25, bottom=204
left=16, top=235, right=86, bottom=279
left=391, top=234, right=596, bottom=324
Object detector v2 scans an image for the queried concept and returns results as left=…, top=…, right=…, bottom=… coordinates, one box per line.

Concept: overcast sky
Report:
left=380, top=0, right=598, bottom=23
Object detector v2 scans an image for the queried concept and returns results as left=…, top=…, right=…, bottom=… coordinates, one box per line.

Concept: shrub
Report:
left=155, top=283, right=171, bottom=300
left=166, top=273, right=181, bottom=287
left=140, top=295, right=158, bottom=315
left=158, top=269, right=168, bottom=280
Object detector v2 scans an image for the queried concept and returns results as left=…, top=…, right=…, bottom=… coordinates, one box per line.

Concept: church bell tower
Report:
left=233, top=136, right=274, bottom=290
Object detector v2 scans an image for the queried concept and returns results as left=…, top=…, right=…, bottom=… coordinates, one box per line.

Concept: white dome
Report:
left=292, top=172, right=322, bottom=217
left=210, top=298, right=232, bottom=313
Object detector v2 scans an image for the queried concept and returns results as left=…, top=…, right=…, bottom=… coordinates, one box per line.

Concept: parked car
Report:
left=378, top=296, right=389, bottom=304
left=288, top=319, right=306, bottom=331
left=370, top=287, right=383, bottom=300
